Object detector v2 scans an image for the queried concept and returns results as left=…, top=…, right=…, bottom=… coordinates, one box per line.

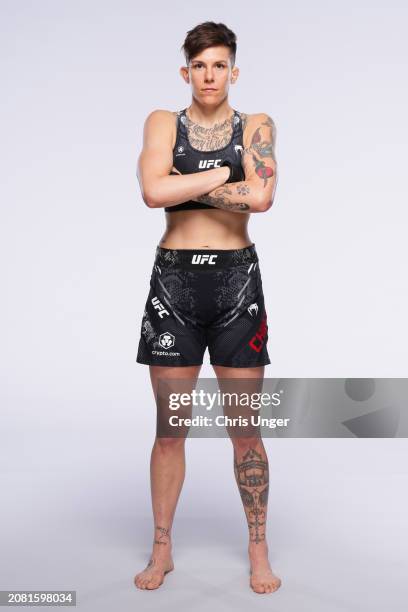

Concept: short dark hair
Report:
left=181, top=22, right=237, bottom=66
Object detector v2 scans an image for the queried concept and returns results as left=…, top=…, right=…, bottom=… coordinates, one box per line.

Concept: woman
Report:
left=134, top=21, right=280, bottom=595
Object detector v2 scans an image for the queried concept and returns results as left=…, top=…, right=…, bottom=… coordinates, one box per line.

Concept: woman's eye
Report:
left=193, top=63, right=225, bottom=69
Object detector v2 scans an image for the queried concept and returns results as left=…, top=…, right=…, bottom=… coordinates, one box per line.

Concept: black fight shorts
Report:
left=136, top=243, right=270, bottom=368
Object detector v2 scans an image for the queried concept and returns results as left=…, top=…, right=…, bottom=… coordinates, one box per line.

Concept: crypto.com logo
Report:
left=159, top=332, right=175, bottom=349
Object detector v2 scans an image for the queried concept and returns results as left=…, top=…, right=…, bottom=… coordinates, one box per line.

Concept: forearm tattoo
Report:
left=237, top=184, right=250, bottom=196
left=234, top=447, right=269, bottom=544
left=154, top=525, right=171, bottom=545
left=197, top=184, right=250, bottom=212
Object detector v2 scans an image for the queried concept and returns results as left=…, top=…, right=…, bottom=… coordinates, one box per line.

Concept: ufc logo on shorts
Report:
left=151, top=296, right=170, bottom=318
left=191, top=254, right=218, bottom=265
left=198, top=159, right=222, bottom=169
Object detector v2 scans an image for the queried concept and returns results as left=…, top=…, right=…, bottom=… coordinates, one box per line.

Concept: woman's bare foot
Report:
left=134, top=526, right=174, bottom=590
left=134, top=556, right=174, bottom=590
left=248, top=541, right=281, bottom=594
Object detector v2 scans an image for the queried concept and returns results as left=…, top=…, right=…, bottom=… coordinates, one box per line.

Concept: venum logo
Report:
left=234, top=145, right=243, bottom=155
left=151, top=296, right=170, bottom=319
left=249, top=314, right=267, bottom=352
left=191, top=254, right=218, bottom=265
left=159, top=332, right=175, bottom=349
left=247, top=303, right=258, bottom=317
left=198, top=159, right=222, bottom=169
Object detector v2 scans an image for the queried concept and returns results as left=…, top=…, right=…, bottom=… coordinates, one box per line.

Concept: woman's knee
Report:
left=154, top=436, right=186, bottom=453
left=230, top=435, right=264, bottom=454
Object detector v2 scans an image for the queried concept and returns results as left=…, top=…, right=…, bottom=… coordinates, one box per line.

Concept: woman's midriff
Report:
left=159, top=209, right=252, bottom=250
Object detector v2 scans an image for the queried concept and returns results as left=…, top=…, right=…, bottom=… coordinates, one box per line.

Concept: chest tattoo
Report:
left=184, top=114, right=234, bottom=151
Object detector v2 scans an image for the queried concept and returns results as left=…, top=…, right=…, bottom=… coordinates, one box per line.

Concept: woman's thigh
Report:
left=149, top=365, right=202, bottom=438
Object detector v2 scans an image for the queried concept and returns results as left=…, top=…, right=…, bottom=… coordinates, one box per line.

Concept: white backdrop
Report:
left=1, top=1, right=407, bottom=610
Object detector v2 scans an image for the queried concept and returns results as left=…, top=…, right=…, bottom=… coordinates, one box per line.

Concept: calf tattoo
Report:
left=234, top=447, right=269, bottom=544
left=154, top=525, right=170, bottom=545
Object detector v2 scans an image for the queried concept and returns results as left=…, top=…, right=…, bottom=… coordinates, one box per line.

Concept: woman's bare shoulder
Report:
left=239, top=112, right=277, bottom=152
left=239, top=112, right=276, bottom=129
left=144, top=109, right=179, bottom=124
left=143, top=110, right=179, bottom=146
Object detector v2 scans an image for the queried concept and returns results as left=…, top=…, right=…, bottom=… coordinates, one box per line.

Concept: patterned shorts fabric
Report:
left=136, top=243, right=270, bottom=368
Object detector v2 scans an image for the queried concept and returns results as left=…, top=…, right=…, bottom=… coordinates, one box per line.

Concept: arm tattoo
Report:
left=234, top=447, right=269, bottom=544
left=197, top=184, right=251, bottom=212
left=250, top=152, right=274, bottom=187
left=237, top=184, right=250, bottom=195
left=240, top=112, right=249, bottom=132
left=249, top=127, right=275, bottom=159
left=191, top=112, right=276, bottom=209
left=242, top=115, right=276, bottom=188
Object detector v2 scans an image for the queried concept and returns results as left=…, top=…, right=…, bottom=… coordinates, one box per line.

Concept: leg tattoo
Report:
left=234, top=447, right=269, bottom=544
left=154, top=525, right=171, bottom=545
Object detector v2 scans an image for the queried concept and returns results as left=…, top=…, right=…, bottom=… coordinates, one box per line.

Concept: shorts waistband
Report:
left=154, top=243, right=258, bottom=269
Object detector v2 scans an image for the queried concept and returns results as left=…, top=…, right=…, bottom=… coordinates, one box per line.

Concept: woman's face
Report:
left=180, top=45, right=239, bottom=104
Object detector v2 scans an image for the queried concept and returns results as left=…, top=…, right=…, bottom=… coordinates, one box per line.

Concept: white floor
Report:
left=1, top=417, right=408, bottom=612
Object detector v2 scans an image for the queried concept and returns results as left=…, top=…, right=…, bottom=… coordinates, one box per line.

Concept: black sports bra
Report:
left=165, top=108, right=244, bottom=213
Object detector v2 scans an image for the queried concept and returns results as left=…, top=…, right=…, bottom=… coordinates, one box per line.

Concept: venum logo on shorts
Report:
left=198, top=159, right=222, bottom=169
left=247, top=303, right=258, bottom=317
left=151, top=296, right=170, bottom=318
left=191, top=254, right=218, bottom=264
left=234, top=145, right=243, bottom=156
left=249, top=314, right=267, bottom=353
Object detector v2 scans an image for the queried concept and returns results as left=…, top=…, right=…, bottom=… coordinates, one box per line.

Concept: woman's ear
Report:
left=179, top=66, right=189, bottom=84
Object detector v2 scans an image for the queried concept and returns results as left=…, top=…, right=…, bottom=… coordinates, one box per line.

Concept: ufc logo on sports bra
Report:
left=191, top=254, right=218, bottom=265
left=198, top=159, right=222, bottom=169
